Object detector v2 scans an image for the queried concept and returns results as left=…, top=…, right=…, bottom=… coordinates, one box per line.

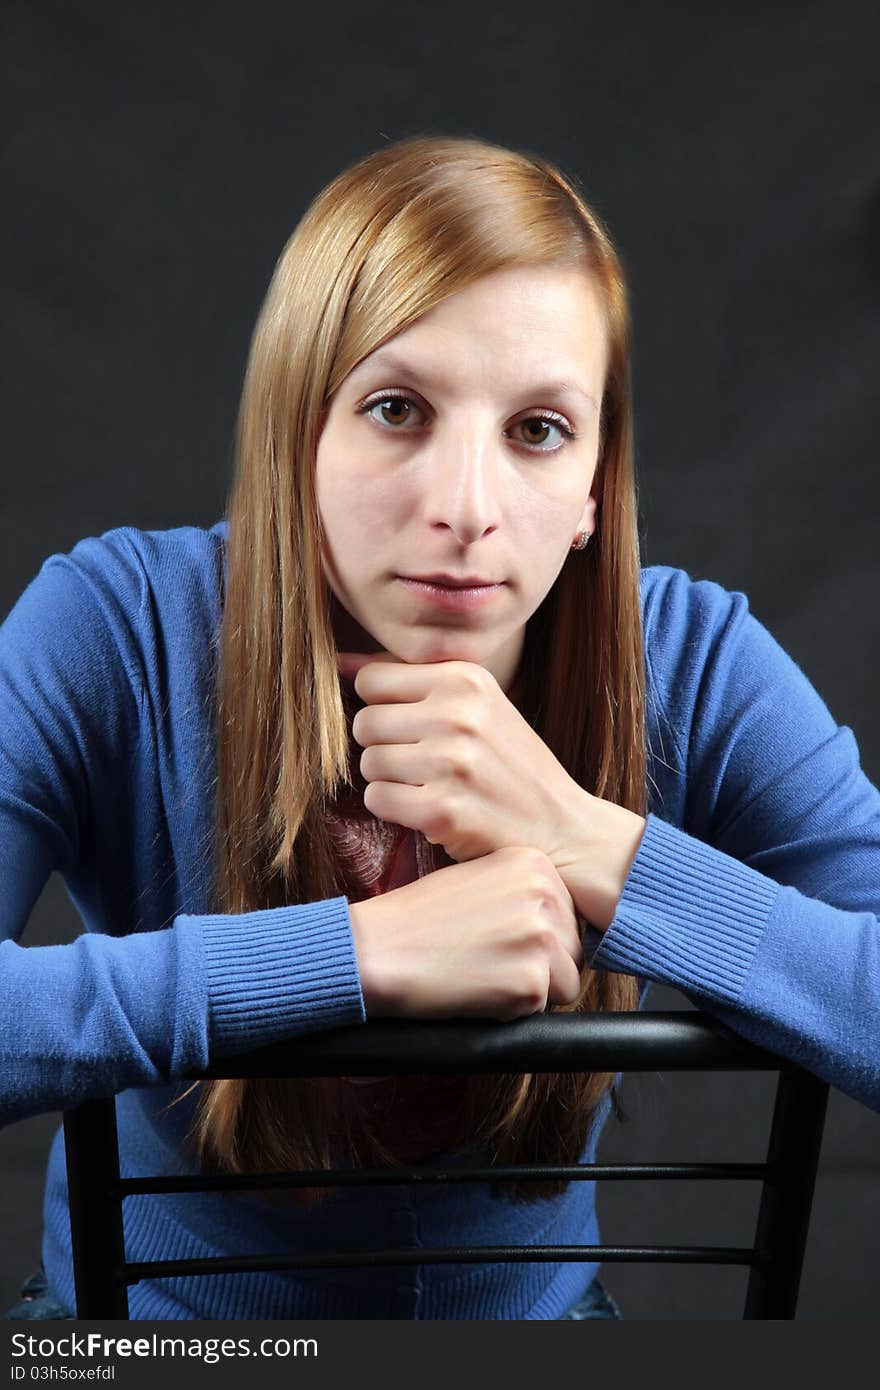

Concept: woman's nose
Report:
left=420, top=427, right=502, bottom=545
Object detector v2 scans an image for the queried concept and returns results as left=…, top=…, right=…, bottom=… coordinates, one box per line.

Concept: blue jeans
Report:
left=3, top=1262, right=621, bottom=1321
left=557, top=1276, right=622, bottom=1320
left=4, top=1265, right=74, bottom=1320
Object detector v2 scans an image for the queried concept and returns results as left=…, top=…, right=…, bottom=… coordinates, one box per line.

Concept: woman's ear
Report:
left=576, top=492, right=599, bottom=537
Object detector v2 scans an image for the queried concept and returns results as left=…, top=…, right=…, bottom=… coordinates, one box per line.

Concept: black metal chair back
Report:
left=62, top=1011, right=829, bottom=1319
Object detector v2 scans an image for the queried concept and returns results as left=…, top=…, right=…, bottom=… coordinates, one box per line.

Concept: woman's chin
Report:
left=403, top=642, right=483, bottom=664
left=399, top=635, right=490, bottom=666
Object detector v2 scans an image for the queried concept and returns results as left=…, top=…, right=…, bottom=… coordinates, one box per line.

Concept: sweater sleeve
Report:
left=587, top=570, right=880, bottom=1110
left=0, top=541, right=365, bottom=1129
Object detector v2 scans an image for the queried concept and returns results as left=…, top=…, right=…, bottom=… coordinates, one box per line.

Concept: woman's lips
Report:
left=396, top=577, right=504, bottom=610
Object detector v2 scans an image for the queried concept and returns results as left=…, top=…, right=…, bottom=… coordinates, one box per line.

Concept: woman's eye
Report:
left=359, top=394, right=575, bottom=451
left=363, top=395, right=424, bottom=429
left=511, top=416, right=575, bottom=450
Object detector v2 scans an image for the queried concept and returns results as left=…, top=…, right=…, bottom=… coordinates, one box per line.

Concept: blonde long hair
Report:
left=174, top=134, right=646, bottom=1207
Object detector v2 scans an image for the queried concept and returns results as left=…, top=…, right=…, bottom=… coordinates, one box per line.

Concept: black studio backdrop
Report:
left=1, top=0, right=878, bottom=1319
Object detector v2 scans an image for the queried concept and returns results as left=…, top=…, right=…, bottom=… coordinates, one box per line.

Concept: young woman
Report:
left=3, top=135, right=878, bottom=1322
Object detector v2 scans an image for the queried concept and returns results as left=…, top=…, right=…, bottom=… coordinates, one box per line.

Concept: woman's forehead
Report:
left=344, top=271, right=606, bottom=402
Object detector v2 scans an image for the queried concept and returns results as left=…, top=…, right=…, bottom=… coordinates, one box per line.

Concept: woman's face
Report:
left=315, top=263, right=608, bottom=696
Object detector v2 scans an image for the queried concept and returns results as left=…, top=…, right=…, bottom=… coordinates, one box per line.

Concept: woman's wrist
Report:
left=550, top=785, right=647, bottom=933
left=348, top=898, right=382, bottom=1015
left=348, top=896, right=402, bottom=1016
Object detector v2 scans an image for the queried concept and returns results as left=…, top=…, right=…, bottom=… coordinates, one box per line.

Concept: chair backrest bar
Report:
left=743, top=1066, right=829, bottom=1317
left=61, top=1011, right=829, bottom=1320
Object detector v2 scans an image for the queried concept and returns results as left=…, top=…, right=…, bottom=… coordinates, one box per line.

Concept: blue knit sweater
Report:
left=1, top=521, right=878, bottom=1319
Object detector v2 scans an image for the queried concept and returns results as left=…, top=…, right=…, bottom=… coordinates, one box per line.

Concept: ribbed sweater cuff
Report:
left=182, top=897, right=366, bottom=1055
left=587, top=812, right=781, bottom=1005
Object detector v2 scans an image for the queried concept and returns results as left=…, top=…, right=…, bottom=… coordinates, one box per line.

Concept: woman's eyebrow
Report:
left=352, top=348, right=597, bottom=410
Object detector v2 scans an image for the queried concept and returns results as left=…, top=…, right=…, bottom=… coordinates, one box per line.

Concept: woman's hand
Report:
left=338, top=650, right=583, bottom=866
left=338, top=649, right=647, bottom=930
left=348, top=846, right=584, bottom=1021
